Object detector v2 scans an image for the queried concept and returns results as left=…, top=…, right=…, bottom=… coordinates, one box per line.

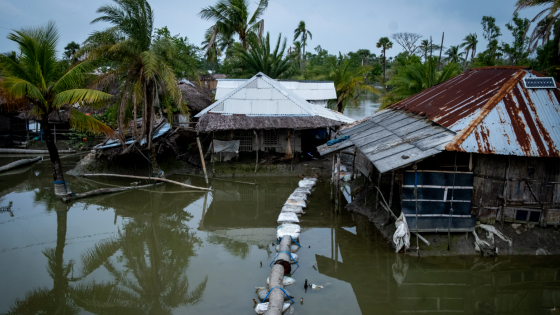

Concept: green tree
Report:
left=292, top=40, right=303, bottom=71
left=376, top=37, right=393, bottom=84
left=502, top=13, right=530, bottom=65
left=0, top=22, right=115, bottom=197
left=200, top=0, right=269, bottom=51
left=323, top=57, right=379, bottom=112
left=154, top=26, right=201, bottom=78
left=293, top=21, right=312, bottom=70
left=460, top=33, right=478, bottom=69
left=80, top=0, right=189, bottom=172
left=230, top=32, right=293, bottom=78
left=381, top=57, right=461, bottom=109
left=445, top=45, right=465, bottom=63
left=417, top=39, right=444, bottom=61
left=63, top=41, right=80, bottom=63
left=482, top=16, right=502, bottom=45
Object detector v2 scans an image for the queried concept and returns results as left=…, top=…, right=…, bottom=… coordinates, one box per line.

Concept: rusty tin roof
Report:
left=391, top=67, right=560, bottom=158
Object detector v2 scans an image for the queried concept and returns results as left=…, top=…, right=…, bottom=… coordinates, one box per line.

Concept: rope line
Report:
left=275, top=236, right=301, bottom=247
left=261, top=286, right=295, bottom=304
left=270, top=251, right=299, bottom=267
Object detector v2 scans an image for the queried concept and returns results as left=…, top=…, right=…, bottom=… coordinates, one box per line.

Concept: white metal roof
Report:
left=195, top=73, right=355, bottom=124
left=215, top=79, right=337, bottom=101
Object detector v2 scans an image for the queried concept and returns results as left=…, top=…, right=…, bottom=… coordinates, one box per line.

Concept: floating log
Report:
left=62, top=183, right=163, bottom=203
left=196, top=137, right=208, bottom=184
left=267, top=235, right=292, bottom=315
left=81, top=173, right=212, bottom=191
left=0, top=148, right=76, bottom=154
left=0, top=156, right=41, bottom=173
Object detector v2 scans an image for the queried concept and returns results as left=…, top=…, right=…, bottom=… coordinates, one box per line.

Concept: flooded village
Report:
left=1, top=0, right=560, bottom=314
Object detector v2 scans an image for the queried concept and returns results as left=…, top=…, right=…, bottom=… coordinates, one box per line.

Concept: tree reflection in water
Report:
left=6, top=190, right=208, bottom=314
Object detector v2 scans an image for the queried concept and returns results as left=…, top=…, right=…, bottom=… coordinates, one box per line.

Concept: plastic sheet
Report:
left=278, top=212, right=299, bottom=224
left=267, top=276, right=296, bottom=286
left=288, top=193, right=307, bottom=201
left=393, top=213, right=410, bottom=253
left=281, top=205, right=304, bottom=214
left=256, top=287, right=294, bottom=302
left=255, top=302, right=291, bottom=314
left=285, top=199, right=306, bottom=208
left=277, top=224, right=301, bottom=239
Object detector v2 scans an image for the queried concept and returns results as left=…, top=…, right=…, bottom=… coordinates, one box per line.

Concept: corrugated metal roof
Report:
left=317, top=110, right=456, bottom=173
left=215, top=79, right=337, bottom=100
left=195, top=72, right=354, bottom=124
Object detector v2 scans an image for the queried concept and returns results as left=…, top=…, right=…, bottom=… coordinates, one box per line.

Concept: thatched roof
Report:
left=178, top=83, right=213, bottom=115
left=196, top=112, right=342, bottom=132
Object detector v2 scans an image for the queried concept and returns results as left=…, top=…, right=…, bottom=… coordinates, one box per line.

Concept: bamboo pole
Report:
left=351, top=148, right=357, bottom=180
left=211, top=132, right=215, bottom=177
left=335, top=152, right=341, bottom=210
left=254, top=130, right=259, bottom=174
left=196, top=137, right=208, bottom=185
left=0, top=148, right=75, bottom=154
left=81, top=173, right=212, bottom=191
left=267, top=236, right=292, bottom=315
left=62, top=182, right=163, bottom=203
left=0, top=156, right=41, bottom=173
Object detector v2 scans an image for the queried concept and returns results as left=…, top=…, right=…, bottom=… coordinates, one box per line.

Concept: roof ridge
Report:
left=253, top=73, right=315, bottom=115
left=445, top=70, right=527, bottom=151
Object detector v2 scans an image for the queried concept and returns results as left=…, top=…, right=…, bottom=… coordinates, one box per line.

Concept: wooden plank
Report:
left=368, top=143, right=416, bottom=162
left=370, top=110, right=403, bottom=124
left=317, top=140, right=354, bottom=156
left=392, top=119, right=432, bottom=136
left=339, top=121, right=375, bottom=135
left=352, top=130, right=396, bottom=147
left=413, top=132, right=456, bottom=151
left=348, top=125, right=386, bottom=142
left=374, top=148, right=441, bottom=174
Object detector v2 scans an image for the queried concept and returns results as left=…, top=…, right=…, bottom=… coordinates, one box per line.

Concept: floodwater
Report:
left=1, top=156, right=559, bottom=315
left=342, top=91, right=381, bottom=121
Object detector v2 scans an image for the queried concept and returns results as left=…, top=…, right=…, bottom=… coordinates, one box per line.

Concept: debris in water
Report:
left=253, top=298, right=258, bottom=306
left=311, top=284, right=323, bottom=290
left=536, top=248, right=548, bottom=255
left=304, top=279, right=308, bottom=290
left=300, top=298, right=303, bottom=304
left=130, top=181, right=140, bottom=186
left=511, top=223, right=521, bottom=229
left=260, top=261, right=262, bottom=267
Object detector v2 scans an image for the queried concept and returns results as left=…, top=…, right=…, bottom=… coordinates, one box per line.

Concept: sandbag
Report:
left=294, top=187, right=311, bottom=194
left=303, top=177, right=318, bottom=182
left=393, top=212, right=410, bottom=253
left=267, top=276, right=296, bottom=286
left=288, top=193, right=307, bottom=201
left=255, top=302, right=291, bottom=314
left=277, top=224, right=300, bottom=239
left=278, top=212, right=299, bottom=224
left=285, top=198, right=306, bottom=208
left=256, top=287, right=294, bottom=302
left=298, top=180, right=315, bottom=188
left=281, top=205, right=304, bottom=214
left=275, top=244, right=300, bottom=253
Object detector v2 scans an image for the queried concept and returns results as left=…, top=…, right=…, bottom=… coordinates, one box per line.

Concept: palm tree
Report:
left=0, top=22, right=115, bottom=197
left=445, top=45, right=465, bottom=63
left=293, top=21, right=312, bottom=69
left=460, top=33, right=478, bottom=70
left=292, top=40, right=303, bottom=70
left=80, top=0, right=191, bottom=172
left=376, top=37, right=393, bottom=84
left=324, top=57, right=379, bottom=112
left=230, top=32, right=293, bottom=78
left=200, top=0, right=269, bottom=51
left=515, top=0, right=560, bottom=53
left=381, top=57, right=461, bottom=109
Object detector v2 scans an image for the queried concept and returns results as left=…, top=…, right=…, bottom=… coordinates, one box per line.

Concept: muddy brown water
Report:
left=0, top=155, right=559, bottom=314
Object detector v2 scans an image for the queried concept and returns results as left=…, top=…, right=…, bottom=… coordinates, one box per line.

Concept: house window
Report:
left=264, top=130, right=278, bottom=146
left=234, top=131, right=253, bottom=151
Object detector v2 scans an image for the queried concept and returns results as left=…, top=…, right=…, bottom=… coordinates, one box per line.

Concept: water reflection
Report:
left=342, top=90, right=381, bottom=120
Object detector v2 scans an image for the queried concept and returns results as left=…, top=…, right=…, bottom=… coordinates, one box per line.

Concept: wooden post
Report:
left=336, top=152, right=341, bottom=209
left=196, top=137, right=208, bottom=185
left=53, top=124, right=56, bottom=144
left=331, top=153, right=335, bottom=202
left=376, top=172, right=382, bottom=210
left=388, top=170, right=395, bottom=209
left=211, top=132, right=215, bottom=177
left=351, top=148, right=357, bottom=180
left=253, top=130, right=258, bottom=174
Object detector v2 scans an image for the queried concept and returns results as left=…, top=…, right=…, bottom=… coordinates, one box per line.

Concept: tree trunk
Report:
left=336, top=100, right=343, bottom=113
left=463, top=49, right=470, bottom=71
left=0, top=156, right=41, bottom=173
left=42, top=115, right=68, bottom=196
left=53, top=210, right=69, bottom=307
left=146, top=83, right=160, bottom=174
left=382, top=48, right=386, bottom=84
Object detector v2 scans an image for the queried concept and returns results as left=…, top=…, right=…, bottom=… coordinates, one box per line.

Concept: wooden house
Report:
left=318, top=67, right=560, bottom=231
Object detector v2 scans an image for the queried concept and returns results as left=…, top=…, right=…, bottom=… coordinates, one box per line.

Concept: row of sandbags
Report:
left=255, top=178, right=317, bottom=314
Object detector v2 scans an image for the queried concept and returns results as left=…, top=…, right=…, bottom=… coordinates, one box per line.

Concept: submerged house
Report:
left=195, top=72, right=354, bottom=157
left=318, top=66, right=560, bottom=231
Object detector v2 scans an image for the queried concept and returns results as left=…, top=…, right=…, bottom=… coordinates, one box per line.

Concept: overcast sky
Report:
left=0, top=0, right=544, bottom=58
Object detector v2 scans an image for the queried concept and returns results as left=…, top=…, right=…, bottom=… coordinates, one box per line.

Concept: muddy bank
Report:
left=346, top=182, right=560, bottom=257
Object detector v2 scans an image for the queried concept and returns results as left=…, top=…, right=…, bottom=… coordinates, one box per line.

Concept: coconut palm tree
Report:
left=0, top=22, right=115, bottom=197
left=376, top=37, right=393, bottom=84
left=230, top=32, right=293, bottom=78
left=381, top=57, right=461, bottom=109
left=515, top=0, right=560, bottom=53
left=80, top=0, right=192, bottom=172
left=460, top=33, right=478, bottom=70
left=293, top=21, right=312, bottom=69
left=445, top=45, right=465, bottom=63
left=200, top=0, right=269, bottom=51
left=292, top=40, right=303, bottom=70
left=324, top=57, right=379, bottom=112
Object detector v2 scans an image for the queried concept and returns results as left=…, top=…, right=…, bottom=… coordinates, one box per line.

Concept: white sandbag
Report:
left=256, top=287, right=294, bottom=302
left=278, top=212, right=299, bottom=224
left=288, top=192, right=307, bottom=201
left=294, top=187, right=311, bottom=194
left=393, top=212, right=410, bottom=253
left=277, top=224, right=300, bottom=239
left=281, top=205, right=304, bottom=214
left=285, top=198, right=306, bottom=208
left=343, top=174, right=352, bottom=181
left=275, top=244, right=300, bottom=253
left=298, top=180, right=315, bottom=188
left=255, top=302, right=291, bottom=314
left=267, top=276, right=296, bottom=286
left=303, top=177, right=318, bottom=182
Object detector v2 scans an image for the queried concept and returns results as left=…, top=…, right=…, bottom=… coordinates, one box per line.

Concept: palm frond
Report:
left=69, top=109, right=117, bottom=137
left=79, top=237, right=120, bottom=278
left=0, top=77, right=46, bottom=105
left=53, top=89, right=113, bottom=108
